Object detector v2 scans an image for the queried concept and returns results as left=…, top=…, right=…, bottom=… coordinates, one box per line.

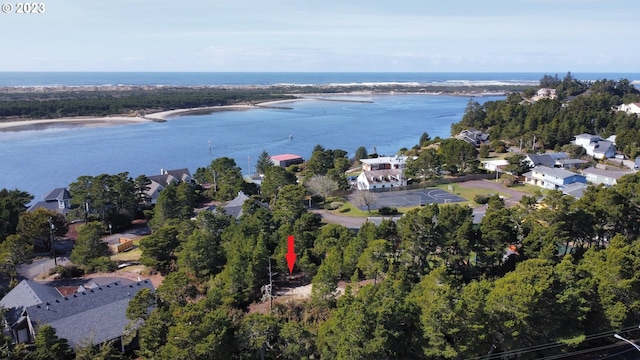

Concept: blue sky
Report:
left=1, top=0, right=636, bottom=72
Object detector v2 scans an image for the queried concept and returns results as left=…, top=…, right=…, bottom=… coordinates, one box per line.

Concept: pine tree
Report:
left=255, top=150, right=274, bottom=175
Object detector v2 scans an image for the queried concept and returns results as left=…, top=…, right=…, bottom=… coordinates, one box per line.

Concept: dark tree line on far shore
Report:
left=0, top=83, right=530, bottom=120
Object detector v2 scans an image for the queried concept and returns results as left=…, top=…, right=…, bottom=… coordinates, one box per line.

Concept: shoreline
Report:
left=0, top=91, right=504, bottom=133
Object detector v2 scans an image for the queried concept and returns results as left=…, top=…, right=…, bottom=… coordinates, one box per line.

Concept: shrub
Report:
left=474, top=194, right=490, bottom=204
left=339, top=207, right=350, bottom=213
left=324, top=201, right=343, bottom=210
left=49, top=264, right=84, bottom=278
left=378, top=206, right=398, bottom=216
left=85, top=256, right=117, bottom=273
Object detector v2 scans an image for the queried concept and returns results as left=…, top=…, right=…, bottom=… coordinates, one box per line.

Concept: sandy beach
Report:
left=0, top=104, right=262, bottom=132
left=0, top=97, right=319, bottom=132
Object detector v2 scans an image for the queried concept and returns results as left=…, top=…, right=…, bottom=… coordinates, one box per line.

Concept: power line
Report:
left=467, top=325, right=640, bottom=360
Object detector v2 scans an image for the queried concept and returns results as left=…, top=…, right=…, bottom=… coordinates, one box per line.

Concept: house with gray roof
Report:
left=28, top=188, right=72, bottom=214
left=0, top=279, right=154, bottom=350
left=144, top=168, right=194, bottom=205
left=455, top=129, right=489, bottom=148
left=572, top=134, right=616, bottom=159
left=522, top=166, right=586, bottom=190
left=562, top=182, right=589, bottom=199
left=581, top=167, right=633, bottom=186
left=556, top=158, right=589, bottom=169
left=221, top=191, right=268, bottom=219
left=524, top=154, right=556, bottom=168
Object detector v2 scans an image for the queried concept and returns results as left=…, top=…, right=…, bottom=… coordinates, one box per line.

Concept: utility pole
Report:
left=264, top=258, right=277, bottom=313
left=532, top=135, right=537, bottom=152
left=49, top=217, right=57, bottom=266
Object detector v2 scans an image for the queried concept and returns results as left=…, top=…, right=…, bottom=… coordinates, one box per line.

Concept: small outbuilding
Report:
left=270, top=154, right=304, bottom=168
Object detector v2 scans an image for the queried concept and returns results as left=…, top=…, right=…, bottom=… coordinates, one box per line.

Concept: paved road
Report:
left=310, top=209, right=368, bottom=230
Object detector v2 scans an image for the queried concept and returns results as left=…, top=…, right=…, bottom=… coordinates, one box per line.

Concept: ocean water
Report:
left=1, top=72, right=639, bottom=87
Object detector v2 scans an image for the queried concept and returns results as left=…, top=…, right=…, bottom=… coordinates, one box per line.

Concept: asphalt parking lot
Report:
left=350, top=187, right=466, bottom=210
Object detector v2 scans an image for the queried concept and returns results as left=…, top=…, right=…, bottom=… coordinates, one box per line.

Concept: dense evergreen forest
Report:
left=3, top=75, right=640, bottom=359
left=0, top=83, right=528, bottom=120
left=453, top=73, right=640, bottom=157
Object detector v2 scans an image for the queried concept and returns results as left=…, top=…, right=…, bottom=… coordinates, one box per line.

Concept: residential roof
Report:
left=27, top=280, right=154, bottom=348
left=43, top=188, right=71, bottom=202
left=360, top=155, right=408, bottom=165
left=361, top=169, right=404, bottom=183
left=575, top=133, right=599, bottom=139
left=27, top=201, right=71, bottom=214
left=547, top=152, right=569, bottom=160
left=582, top=167, right=631, bottom=180
left=147, top=174, right=178, bottom=188
left=165, top=168, right=192, bottom=182
left=527, top=154, right=556, bottom=167
left=593, top=142, right=615, bottom=155
left=222, top=191, right=267, bottom=219
left=270, top=154, right=303, bottom=162
left=562, top=182, right=589, bottom=199
left=0, top=280, right=61, bottom=325
left=529, top=166, right=580, bottom=179
left=556, top=159, right=588, bottom=165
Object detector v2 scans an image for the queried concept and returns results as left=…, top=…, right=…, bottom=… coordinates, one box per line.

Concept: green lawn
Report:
left=508, top=183, right=543, bottom=195
left=111, top=239, right=142, bottom=262
left=326, top=197, right=371, bottom=217
left=433, top=183, right=510, bottom=206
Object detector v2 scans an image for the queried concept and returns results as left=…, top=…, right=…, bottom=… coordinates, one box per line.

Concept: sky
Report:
left=1, top=0, right=636, bottom=72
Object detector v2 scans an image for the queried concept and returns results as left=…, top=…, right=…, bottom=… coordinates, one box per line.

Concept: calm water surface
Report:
left=1, top=94, right=502, bottom=201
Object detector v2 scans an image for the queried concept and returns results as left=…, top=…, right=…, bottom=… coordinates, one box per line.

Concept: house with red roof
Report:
left=270, top=154, right=304, bottom=168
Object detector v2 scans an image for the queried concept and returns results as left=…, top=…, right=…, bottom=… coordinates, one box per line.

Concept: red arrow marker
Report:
left=285, top=235, right=297, bottom=274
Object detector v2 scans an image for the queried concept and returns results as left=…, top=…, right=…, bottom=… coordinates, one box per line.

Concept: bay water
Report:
left=0, top=94, right=502, bottom=201
left=3, top=71, right=638, bottom=202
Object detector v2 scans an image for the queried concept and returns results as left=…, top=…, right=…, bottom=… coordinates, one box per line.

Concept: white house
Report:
left=572, top=134, right=616, bottom=159
left=537, top=88, right=557, bottom=99
left=481, top=159, right=508, bottom=172
left=357, top=156, right=408, bottom=191
left=581, top=167, right=632, bottom=186
left=618, top=103, right=640, bottom=115
left=522, top=166, right=587, bottom=190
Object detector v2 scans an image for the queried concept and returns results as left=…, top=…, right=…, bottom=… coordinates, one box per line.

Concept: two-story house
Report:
left=522, top=166, right=586, bottom=190
left=27, top=188, right=72, bottom=215
left=144, top=168, right=194, bottom=205
left=357, top=156, right=408, bottom=191
left=572, top=134, right=616, bottom=159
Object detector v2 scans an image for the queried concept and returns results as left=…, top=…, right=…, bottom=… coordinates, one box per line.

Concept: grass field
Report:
left=111, top=239, right=142, bottom=262
left=434, top=183, right=510, bottom=206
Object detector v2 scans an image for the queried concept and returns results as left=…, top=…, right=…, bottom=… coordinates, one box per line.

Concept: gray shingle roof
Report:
left=562, top=182, right=588, bottom=199
left=43, top=188, right=71, bottom=202
left=0, top=280, right=61, bottom=325
left=582, top=167, right=630, bottom=179
left=531, top=166, right=579, bottom=179
left=27, top=200, right=71, bottom=214
left=527, top=154, right=556, bottom=167
left=27, top=280, right=154, bottom=348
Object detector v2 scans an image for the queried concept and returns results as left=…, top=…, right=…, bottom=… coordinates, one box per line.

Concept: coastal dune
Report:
left=0, top=99, right=314, bottom=132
